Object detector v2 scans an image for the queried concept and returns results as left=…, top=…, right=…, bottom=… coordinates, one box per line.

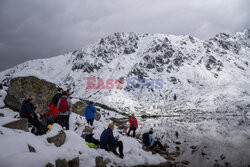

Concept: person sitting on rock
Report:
left=149, top=128, right=166, bottom=151
left=19, top=96, right=46, bottom=135
left=127, top=113, right=138, bottom=137
left=85, top=101, right=96, bottom=126
left=57, top=91, right=72, bottom=130
left=100, top=123, right=124, bottom=159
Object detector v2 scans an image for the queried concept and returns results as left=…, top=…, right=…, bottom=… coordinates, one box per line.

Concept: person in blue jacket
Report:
left=100, top=123, right=124, bottom=159
left=85, top=101, right=96, bottom=126
left=149, top=128, right=166, bottom=151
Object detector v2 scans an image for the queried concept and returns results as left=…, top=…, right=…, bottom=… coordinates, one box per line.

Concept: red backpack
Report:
left=58, top=97, right=68, bottom=113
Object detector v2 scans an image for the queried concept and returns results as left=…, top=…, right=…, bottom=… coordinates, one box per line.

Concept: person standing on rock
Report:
left=100, top=123, right=124, bottom=159
left=57, top=91, right=72, bottom=130
left=20, top=96, right=45, bottom=135
left=51, top=88, right=63, bottom=122
left=127, top=113, right=138, bottom=137
left=148, top=128, right=166, bottom=151
left=85, top=101, right=96, bottom=126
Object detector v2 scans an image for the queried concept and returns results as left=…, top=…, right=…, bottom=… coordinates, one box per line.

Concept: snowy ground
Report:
left=136, top=114, right=250, bottom=167
left=0, top=89, right=166, bottom=167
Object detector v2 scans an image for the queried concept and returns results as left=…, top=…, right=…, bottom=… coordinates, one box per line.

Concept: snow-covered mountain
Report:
left=1, top=29, right=250, bottom=115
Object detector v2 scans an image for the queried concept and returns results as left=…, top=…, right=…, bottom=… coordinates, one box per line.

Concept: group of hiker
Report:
left=19, top=87, right=166, bottom=159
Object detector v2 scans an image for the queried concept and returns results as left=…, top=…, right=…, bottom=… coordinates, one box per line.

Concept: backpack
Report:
left=142, top=133, right=150, bottom=146
left=58, top=97, right=68, bottom=113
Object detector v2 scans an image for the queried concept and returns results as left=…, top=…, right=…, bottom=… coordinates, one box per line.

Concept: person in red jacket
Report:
left=127, top=113, right=138, bottom=137
left=46, top=101, right=58, bottom=123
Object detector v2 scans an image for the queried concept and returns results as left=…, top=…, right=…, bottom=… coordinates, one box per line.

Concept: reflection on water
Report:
left=137, top=114, right=250, bottom=167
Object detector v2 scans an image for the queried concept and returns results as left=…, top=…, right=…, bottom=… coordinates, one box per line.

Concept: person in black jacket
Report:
left=52, top=88, right=63, bottom=106
left=20, top=96, right=41, bottom=129
left=51, top=88, right=63, bottom=123
left=100, top=123, right=124, bottom=159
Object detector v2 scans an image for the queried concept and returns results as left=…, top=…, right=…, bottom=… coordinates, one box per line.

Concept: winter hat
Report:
left=57, top=88, right=63, bottom=92
left=149, top=128, right=154, bottom=134
left=27, top=96, right=34, bottom=101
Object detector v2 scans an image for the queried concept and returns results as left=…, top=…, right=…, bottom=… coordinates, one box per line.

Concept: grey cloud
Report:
left=0, top=0, right=249, bottom=71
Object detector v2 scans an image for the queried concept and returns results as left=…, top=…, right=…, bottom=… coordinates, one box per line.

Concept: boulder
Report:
left=28, top=144, right=36, bottom=152
left=71, top=101, right=87, bottom=116
left=95, top=156, right=109, bottom=167
left=47, top=130, right=66, bottom=147
left=2, top=118, right=28, bottom=132
left=4, top=76, right=57, bottom=113
left=94, top=112, right=101, bottom=121
left=82, top=126, right=93, bottom=133
left=55, top=159, right=69, bottom=167
left=68, top=157, right=79, bottom=167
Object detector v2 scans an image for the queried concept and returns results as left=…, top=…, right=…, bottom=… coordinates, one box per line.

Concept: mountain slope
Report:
left=1, top=29, right=250, bottom=115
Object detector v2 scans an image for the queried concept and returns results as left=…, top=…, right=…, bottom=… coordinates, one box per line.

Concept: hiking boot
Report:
left=119, top=154, right=124, bottom=159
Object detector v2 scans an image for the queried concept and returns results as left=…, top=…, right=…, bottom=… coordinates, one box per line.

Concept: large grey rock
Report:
left=94, top=112, right=101, bottom=121
left=68, top=157, right=79, bottom=167
left=71, top=101, right=87, bottom=116
left=47, top=130, right=66, bottom=147
left=2, top=118, right=28, bottom=132
left=55, top=159, right=69, bottom=167
left=4, top=76, right=57, bottom=113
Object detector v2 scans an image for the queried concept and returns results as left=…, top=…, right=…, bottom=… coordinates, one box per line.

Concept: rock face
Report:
left=71, top=101, right=87, bottom=116
left=47, top=130, right=66, bottom=147
left=2, top=118, right=28, bottom=132
left=4, top=76, right=57, bottom=113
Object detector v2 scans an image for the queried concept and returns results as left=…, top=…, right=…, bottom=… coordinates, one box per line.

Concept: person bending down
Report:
left=149, top=128, right=166, bottom=151
left=100, top=123, right=124, bottom=159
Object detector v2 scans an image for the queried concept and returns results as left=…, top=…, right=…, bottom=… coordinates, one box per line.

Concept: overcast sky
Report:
left=0, top=0, right=249, bottom=71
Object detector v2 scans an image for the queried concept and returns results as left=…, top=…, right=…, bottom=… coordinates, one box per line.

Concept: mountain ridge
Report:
left=1, top=29, right=250, bottom=115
